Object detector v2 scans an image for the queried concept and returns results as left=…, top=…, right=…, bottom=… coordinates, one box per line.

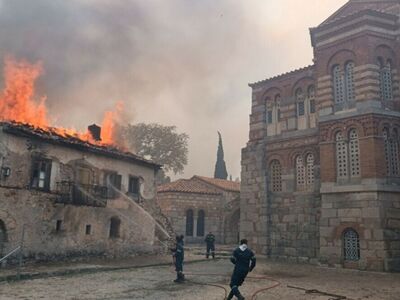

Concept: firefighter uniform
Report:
left=172, top=235, right=185, bottom=283
left=204, top=232, right=216, bottom=259
left=227, top=241, right=256, bottom=300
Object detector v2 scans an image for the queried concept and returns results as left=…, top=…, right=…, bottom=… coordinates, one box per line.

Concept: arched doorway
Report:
left=0, top=220, right=7, bottom=256
left=225, top=209, right=240, bottom=244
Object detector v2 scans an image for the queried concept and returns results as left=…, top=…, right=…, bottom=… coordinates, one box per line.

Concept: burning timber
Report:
left=0, top=121, right=172, bottom=264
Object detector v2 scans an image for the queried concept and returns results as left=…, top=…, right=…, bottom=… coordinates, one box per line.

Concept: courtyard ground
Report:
left=0, top=256, right=400, bottom=300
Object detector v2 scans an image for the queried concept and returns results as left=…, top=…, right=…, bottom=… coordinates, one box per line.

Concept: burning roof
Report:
left=1, top=121, right=161, bottom=169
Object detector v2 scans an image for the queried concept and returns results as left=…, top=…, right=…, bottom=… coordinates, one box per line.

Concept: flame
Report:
left=0, top=56, right=123, bottom=147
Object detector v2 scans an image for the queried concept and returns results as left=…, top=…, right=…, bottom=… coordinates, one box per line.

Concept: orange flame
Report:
left=0, top=57, right=123, bottom=147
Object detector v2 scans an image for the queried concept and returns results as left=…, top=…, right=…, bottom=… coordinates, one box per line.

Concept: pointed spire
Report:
left=214, top=131, right=228, bottom=180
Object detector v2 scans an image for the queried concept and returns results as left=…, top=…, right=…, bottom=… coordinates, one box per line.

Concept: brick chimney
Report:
left=88, top=124, right=102, bottom=141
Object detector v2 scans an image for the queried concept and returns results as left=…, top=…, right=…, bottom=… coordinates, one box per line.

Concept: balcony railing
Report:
left=56, top=181, right=108, bottom=207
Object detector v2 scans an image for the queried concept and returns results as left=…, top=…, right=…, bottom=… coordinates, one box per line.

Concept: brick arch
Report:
left=291, top=76, right=315, bottom=96
left=267, top=153, right=285, bottom=169
left=327, top=124, right=346, bottom=142
left=375, top=44, right=397, bottom=67
left=343, top=121, right=365, bottom=138
left=289, top=150, right=303, bottom=168
left=334, top=223, right=364, bottom=240
left=302, top=147, right=319, bottom=164
left=327, top=49, right=357, bottom=74
left=377, top=119, right=400, bottom=134
left=262, top=87, right=282, bottom=101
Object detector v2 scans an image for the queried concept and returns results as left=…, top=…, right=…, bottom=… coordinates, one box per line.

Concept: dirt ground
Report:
left=0, top=258, right=399, bottom=300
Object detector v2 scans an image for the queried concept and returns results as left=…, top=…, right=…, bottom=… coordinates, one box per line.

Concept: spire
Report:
left=214, top=131, right=228, bottom=180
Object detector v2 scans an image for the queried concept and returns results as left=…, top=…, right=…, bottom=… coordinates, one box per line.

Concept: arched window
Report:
left=197, top=210, right=205, bottom=237
left=109, top=216, right=121, bottom=238
left=349, top=129, right=361, bottom=178
left=186, top=209, right=194, bottom=236
left=265, top=97, right=273, bottom=124
left=385, top=128, right=400, bottom=176
left=343, top=228, right=360, bottom=261
left=336, top=132, right=348, bottom=179
left=379, top=57, right=393, bottom=101
left=345, top=62, right=355, bottom=102
left=333, top=65, right=345, bottom=103
left=306, top=153, right=315, bottom=186
left=296, top=156, right=305, bottom=190
left=275, top=94, right=281, bottom=121
left=270, top=160, right=282, bottom=192
left=308, top=85, right=316, bottom=113
left=391, top=129, right=399, bottom=176
left=296, top=88, right=305, bottom=116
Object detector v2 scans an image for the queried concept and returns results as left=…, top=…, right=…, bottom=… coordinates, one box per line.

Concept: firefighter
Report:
left=172, top=235, right=185, bottom=283
left=227, top=239, right=256, bottom=300
left=204, top=231, right=216, bottom=259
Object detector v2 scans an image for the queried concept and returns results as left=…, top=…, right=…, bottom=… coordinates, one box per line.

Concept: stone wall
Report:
left=0, top=128, right=164, bottom=262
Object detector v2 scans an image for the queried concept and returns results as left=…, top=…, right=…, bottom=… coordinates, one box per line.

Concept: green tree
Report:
left=214, top=131, right=228, bottom=180
left=123, top=123, right=189, bottom=175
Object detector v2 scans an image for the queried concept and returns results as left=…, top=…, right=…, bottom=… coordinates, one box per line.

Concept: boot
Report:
left=236, top=292, right=245, bottom=300
left=174, top=272, right=184, bottom=283
left=226, top=290, right=234, bottom=300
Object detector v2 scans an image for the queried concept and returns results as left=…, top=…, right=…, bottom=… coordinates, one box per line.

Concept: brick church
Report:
left=241, top=0, right=400, bottom=272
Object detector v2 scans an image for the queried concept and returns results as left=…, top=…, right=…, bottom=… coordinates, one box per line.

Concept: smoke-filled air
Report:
left=0, top=0, right=347, bottom=178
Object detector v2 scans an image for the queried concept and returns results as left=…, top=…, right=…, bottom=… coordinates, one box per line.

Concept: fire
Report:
left=0, top=56, right=123, bottom=147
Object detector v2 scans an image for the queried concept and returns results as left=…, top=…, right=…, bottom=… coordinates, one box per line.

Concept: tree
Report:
left=123, top=123, right=189, bottom=175
left=214, top=131, right=228, bottom=180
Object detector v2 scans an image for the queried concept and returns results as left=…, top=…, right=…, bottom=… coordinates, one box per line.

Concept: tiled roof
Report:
left=248, top=65, right=314, bottom=88
left=193, top=176, right=240, bottom=192
left=157, top=179, right=222, bottom=195
left=0, top=121, right=161, bottom=169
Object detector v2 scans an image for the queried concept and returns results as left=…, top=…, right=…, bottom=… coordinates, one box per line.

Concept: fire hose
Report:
left=173, top=271, right=282, bottom=300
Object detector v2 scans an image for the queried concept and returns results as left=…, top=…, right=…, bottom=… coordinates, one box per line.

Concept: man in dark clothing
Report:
left=227, top=239, right=256, bottom=300
left=204, top=231, right=216, bottom=259
left=172, top=235, right=185, bottom=283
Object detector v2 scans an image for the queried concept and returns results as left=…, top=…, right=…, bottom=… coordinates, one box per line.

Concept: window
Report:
left=275, top=94, right=281, bottom=121
left=197, top=210, right=205, bottom=237
left=56, top=220, right=62, bottom=232
left=384, top=128, right=400, bottom=177
left=109, top=217, right=121, bottom=238
left=349, top=129, right=361, bottom=177
left=379, top=57, right=393, bottom=101
left=186, top=209, right=194, bottom=236
left=105, top=172, right=122, bottom=198
left=336, top=129, right=361, bottom=181
left=345, top=62, right=355, bottom=102
left=0, top=220, right=7, bottom=254
left=306, top=154, right=315, bottom=186
left=296, top=156, right=305, bottom=190
left=31, top=159, right=52, bottom=191
left=333, top=65, right=345, bottom=103
left=343, top=228, right=360, bottom=261
left=85, top=224, right=92, bottom=235
left=128, top=176, right=140, bottom=195
left=270, top=160, right=282, bottom=192
left=336, top=132, right=348, bottom=179
left=308, top=86, right=316, bottom=113
left=267, top=110, right=273, bottom=124
left=296, top=88, right=305, bottom=116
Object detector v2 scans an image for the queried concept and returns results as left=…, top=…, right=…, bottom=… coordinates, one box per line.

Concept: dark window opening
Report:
left=109, top=217, right=121, bottom=238
left=267, top=110, right=273, bottom=124
left=56, top=220, right=62, bottom=232
left=197, top=210, right=205, bottom=237
left=0, top=220, right=7, bottom=255
left=105, top=172, right=122, bottom=199
left=86, top=224, right=92, bottom=235
left=128, top=176, right=140, bottom=195
left=186, top=209, right=194, bottom=237
left=310, top=100, right=316, bottom=113
left=297, top=101, right=305, bottom=116
left=343, top=228, right=360, bottom=261
left=31, top=159, right=52, bottom=191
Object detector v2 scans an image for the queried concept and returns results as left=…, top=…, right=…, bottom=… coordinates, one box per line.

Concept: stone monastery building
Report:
left=241, top=0, right=400, bottom=272
left=0, top=122, right=165, bottom=262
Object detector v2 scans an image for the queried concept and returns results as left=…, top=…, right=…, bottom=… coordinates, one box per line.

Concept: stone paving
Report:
left=1, top=258, right=400, bottom=300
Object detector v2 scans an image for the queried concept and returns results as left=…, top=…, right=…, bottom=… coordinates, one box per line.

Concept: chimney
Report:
left=88, top=124, right=102, bottom=141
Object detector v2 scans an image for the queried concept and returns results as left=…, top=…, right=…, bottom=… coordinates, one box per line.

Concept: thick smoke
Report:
left=0, top=0, right=346, bottom=179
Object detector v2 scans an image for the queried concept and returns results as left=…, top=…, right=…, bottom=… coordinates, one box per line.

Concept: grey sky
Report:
left=0, top=0, right=347, bottom=179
